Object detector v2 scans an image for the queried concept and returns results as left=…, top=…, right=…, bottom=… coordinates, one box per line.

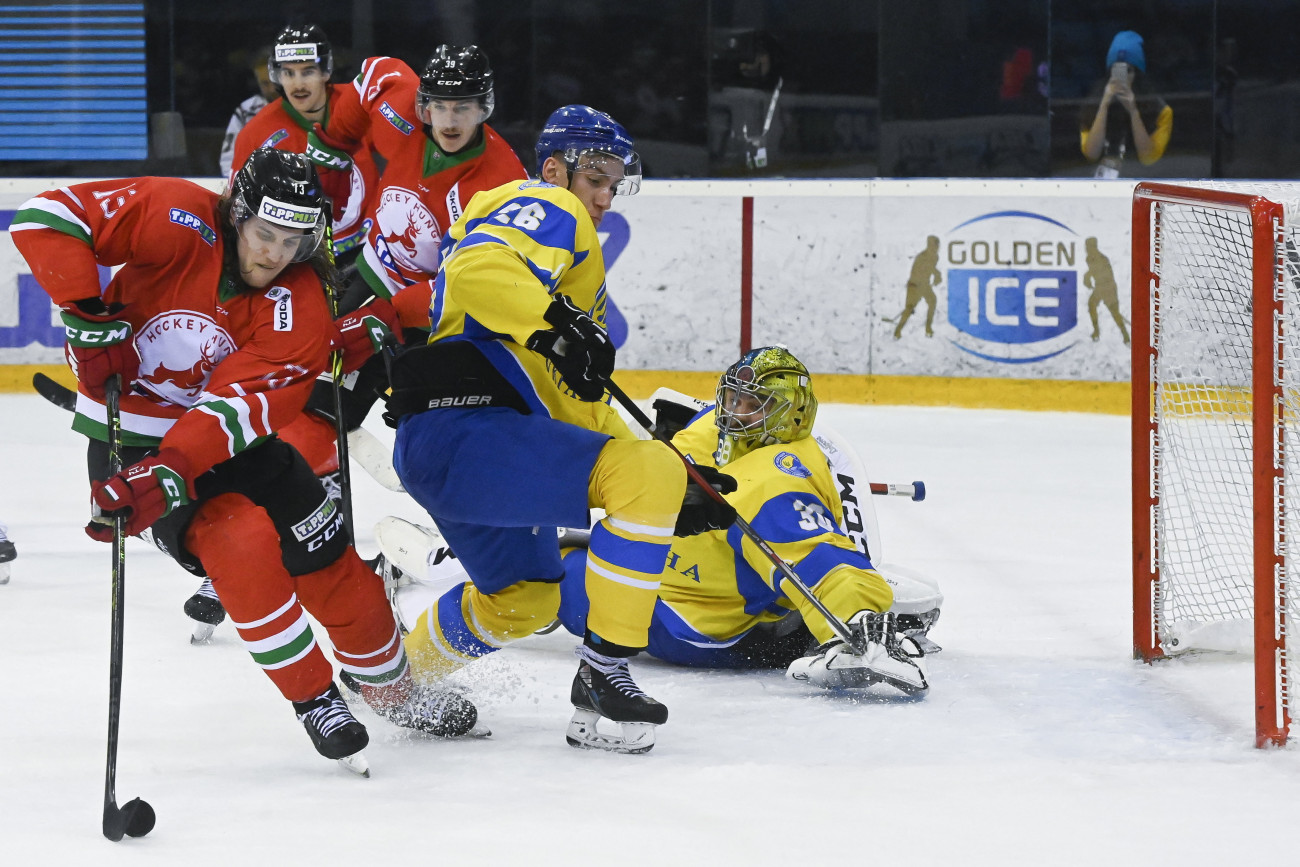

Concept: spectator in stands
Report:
left=218, top=46, right=277, bottom=176
left=1079, top=30, right=1173, bottom=178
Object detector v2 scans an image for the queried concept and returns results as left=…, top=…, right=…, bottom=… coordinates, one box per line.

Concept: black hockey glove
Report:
left=526, top=295, right=614, bottom=402
left=674, top=464, right=738, bottom=536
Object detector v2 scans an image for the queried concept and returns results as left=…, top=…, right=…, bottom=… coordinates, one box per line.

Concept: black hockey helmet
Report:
left=416, top=44, right=495, bottom=124
left=268, top=23, right=333, bottom=84
left=229, top=148, right=327, bottom=262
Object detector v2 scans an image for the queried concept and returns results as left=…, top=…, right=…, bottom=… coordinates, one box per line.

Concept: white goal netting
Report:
left=1147, top=184, right=1300, bottom=673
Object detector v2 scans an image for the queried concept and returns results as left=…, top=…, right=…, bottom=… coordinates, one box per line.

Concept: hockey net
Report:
left=1132, top=181, right=1300, bottom=747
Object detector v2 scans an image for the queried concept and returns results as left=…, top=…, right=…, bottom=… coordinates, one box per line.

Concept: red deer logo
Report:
left=135, top=312, right=236, bottom=406
left=374, top=186, right=441, bottom=278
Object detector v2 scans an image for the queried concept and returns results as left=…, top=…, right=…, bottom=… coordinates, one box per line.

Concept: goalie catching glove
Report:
left=674, top=464, right=738, bottom=536
left=526, top=295, right=614, bottom=402
left=87, top=449, right=194, bottom=540
left=61, top=299, right=139, bottom=400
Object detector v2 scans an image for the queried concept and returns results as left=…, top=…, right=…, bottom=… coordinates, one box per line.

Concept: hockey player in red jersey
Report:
left=307, top=43, right=528, bottom=304
left=258, top=44, right=533, bottom=596
left=10, top=149, right=478, bottom=774
left=230, top=23, right=380, bottom=263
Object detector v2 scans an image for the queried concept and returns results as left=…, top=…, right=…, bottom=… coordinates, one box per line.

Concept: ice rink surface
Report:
left=0, top=392, right=1295, bottom=864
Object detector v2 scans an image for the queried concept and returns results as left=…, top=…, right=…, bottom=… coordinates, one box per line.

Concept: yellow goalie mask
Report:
left=714, top=345, right=818, bottom=466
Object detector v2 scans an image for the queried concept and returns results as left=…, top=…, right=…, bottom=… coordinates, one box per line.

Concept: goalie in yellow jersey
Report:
left=381, top=346, right=939, bottom=696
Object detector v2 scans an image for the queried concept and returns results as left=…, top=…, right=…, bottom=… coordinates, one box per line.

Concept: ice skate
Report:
left=292, top=682, right=371, bottom=776
left=567, top=646, right=667, bottom=755
left=339, top=670, right=487, bottom=739
left=0, top=537, right=15, bottom=585
left=184, top=577, right=226, bottom=644
left=786, top=611, right=929, bottom=696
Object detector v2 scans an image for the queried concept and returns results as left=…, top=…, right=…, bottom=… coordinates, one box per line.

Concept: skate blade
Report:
left=190, top=622, right=218, bottom=645
left=337, top=752, right=371, bottom=777
left=566, top=710, right=655, bottom=755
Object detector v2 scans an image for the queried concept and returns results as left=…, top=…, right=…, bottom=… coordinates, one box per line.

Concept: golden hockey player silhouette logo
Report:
left=374, top=186, right=441, bottom=277
left=135, top=312, right=236, bottom=405
left=888, top=235, right=941, bottom=338
left=1082, top=237, right=1130, bottom=344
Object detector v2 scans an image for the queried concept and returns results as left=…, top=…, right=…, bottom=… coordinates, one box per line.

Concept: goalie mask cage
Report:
left=1132, top=181, right=1300, bottom=748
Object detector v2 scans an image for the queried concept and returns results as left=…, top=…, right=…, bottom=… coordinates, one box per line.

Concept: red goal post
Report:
left=1131, top=181, right=1294, bottom=748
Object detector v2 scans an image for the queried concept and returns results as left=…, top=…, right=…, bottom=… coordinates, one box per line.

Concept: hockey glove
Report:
left=60, top=299, right=139, bottom=401
left=674, top=464, right=738, bottom=536
left=307, top=123, right=355, bottom=224
left=525, top=295, right=615, bottom=402
left=87, top=449, right=194, bottom=541
left=331, top=296, right=404, bottom=374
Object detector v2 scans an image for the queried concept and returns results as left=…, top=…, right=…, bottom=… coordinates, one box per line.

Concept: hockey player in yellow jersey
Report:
left=559, top=346, right=930, bottom=693
left=383, top=105, right=737, bottom=753
left=383, top=346, right=933, bottom=698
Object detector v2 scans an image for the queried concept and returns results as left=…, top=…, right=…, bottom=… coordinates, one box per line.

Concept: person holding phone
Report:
left=1080, top=30, right=1172, bottom=177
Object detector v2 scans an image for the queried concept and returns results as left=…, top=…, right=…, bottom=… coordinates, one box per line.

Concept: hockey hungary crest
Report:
left=374, top=187, right=441, bottom=277
left=135, top=311, right=236, bottom=405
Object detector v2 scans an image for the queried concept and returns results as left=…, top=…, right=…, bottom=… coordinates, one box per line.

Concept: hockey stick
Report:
left=33, top=371, right=77, bottom=411
left=605, top=380, right=864, bottom=653
left=324, top=231, right=355, bottom=543
left=870, top=481, right=926, bottom=501
left=100, top=374, right=156, bottom=841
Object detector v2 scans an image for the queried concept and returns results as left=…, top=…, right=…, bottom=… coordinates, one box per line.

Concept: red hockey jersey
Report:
left=231, top=84, right=381, bottom=255
left=10, top=177, right=335, bottom=481
left=324, top=56, right=528, bottom=299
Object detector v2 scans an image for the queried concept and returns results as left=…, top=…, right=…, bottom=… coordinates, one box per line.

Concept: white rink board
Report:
left=4, top=177, right=1299, bottom=381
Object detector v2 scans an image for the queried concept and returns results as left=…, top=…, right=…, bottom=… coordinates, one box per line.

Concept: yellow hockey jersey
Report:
left=663, top=410, right=894, bottom=646
left=427, top=178, right=630, bottom=438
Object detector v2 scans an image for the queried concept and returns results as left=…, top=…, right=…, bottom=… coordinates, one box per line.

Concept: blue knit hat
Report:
left=1106, top=30, right=1146, bottom=72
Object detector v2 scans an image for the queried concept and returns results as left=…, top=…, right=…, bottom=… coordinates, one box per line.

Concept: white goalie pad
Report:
left=374, top=516, right=470, bottom=632
left=813, top=421, right=884, bottom=564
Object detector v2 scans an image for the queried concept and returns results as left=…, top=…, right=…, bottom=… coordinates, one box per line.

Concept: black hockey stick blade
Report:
left=103, top=796, right=156, bottom=841
left=32, top=371, right=77, bottom=411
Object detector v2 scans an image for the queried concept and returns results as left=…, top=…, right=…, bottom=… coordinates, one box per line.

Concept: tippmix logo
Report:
left=891, top=211, right=1125, bottom=363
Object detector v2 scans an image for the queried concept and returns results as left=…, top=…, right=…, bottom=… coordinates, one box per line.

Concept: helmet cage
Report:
left=714, top=347, right=817, bottom=465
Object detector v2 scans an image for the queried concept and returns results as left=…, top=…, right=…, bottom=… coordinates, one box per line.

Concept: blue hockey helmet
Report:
left=534, top=105, right=641, bottom=196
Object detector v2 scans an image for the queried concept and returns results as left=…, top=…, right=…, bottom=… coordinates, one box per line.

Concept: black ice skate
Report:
left=339, top=670, right=486, bottom=739
left=292, top=682, right=371, bottom=776
left=0, top=538, right=15, bottom=586
left=184, top=577, right=226, bottom=644
left=567, top=646, right=668, bottom=754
